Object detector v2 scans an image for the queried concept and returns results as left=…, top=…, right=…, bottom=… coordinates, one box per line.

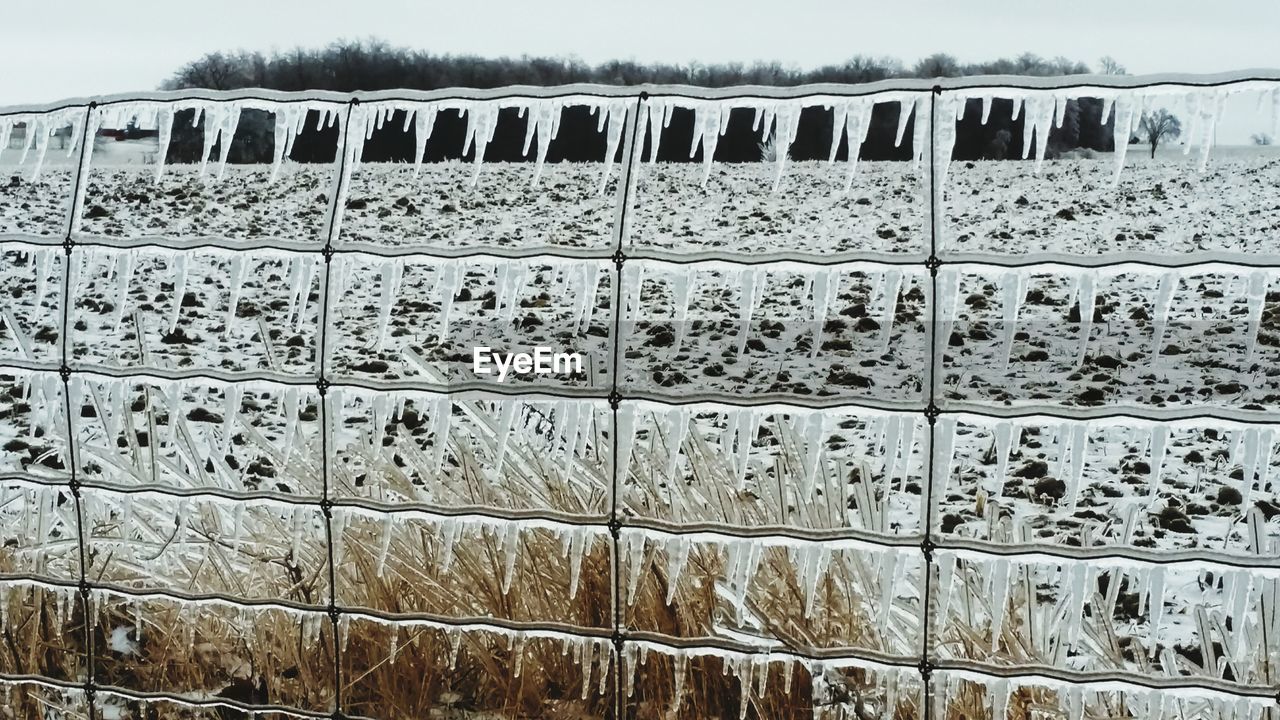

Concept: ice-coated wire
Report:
left=56, top=102, right=98, bottom=716
left=608, top=93, right=646, bottom=720
left=1, top=77, right=1279, bottom=718
left=315, top=99, right=356, bottom=718
left=920, top=85, right=940, bottom=720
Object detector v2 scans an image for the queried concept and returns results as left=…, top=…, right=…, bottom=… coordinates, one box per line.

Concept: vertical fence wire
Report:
left=317, top=99, right=358, bottom=718
left=921, top=86, right=941, bottom=720
left=60, top=101, right=97, bottom=715
left=609, top=92, right=647, bottom=720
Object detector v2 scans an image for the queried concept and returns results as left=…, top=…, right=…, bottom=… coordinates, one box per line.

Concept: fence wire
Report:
left=0, top=74, right=1279, bottom=719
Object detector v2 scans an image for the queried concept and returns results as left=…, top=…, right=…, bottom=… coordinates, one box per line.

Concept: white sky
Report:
left=1, top=0, right=1277, bottom=141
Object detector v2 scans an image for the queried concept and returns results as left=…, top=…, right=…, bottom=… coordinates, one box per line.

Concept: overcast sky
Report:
left=1, top=0, right=1277, bottom=140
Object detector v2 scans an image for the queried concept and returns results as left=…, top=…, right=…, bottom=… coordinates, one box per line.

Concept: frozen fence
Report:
left=1, top=72, right=1279, bottom=718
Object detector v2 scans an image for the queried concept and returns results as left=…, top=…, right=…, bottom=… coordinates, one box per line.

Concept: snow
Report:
left=5, top=81, right=1280, bottom=718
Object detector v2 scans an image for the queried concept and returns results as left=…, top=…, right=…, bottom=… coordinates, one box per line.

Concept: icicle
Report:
left=1000, top=271, right=1027, bottom=369
left=990, top=677, right=1010, bottom=720
left=665, top=536, right=692, bottom=605
left=879, top=270, right=903, bottom=352
left=664, top=408, right=691, bottom=482
left=1244, top=271, right=1268, bottom=361
left=646, top=100, right=671, bottom=164
left=437, top=264, right=460, bottom=340
left=32, top=249, right=55, bottom=315
left=407, top=104, right=439, bottom=177
left=1147, top=425, right=1168, bottom=498
left=1147, top=565, right=1165, bottom=657
left=494, top=398, right=518, bottom=472
left=839, top=98, right=875, bottom=192
left=441, top=520, right=461, bottom=578
left=670, top=267, right=697, bottom=351
left=575, top=263, right=601, bottom=335
left=567, top=527, right=589, bottom=600
left=221, top=384, right=242, bottom=455
left=933, top=417, right=958, bottom=507
left=624, top=531, right=647, bottom=606
left=670, top=649, right=689, bottom=713
left=1075, top=273, right=1095, bottom=367
left=1111, top=93, right=1139, bottom=185
left=446, top=627, right=462, bottom=669
left=375, top=516, right=394, bottom=575
left=935, top=551, right=958, bottom=627
left=1241, top=427, right=1263, bottom=510
left=269, top=105, right=301, bottom=183
left=932, top=95, right=960, bottom=201
left=617, top=403, right=638, bottom=486
left=430, top=395, right=451, bottom=475
left=810, top=268, right=842, bottom=358
left=894, top=98, right=913, bottom=148
left=765, top=101, right=802, bottom=192
left=735, top=269, right=765, bottom=356
left=500, top=522, right=520, bottom=594
left=1151, top=273, right=1178, bottom=357
left=989, top=559, right=1011, bottom=651
left=1258, top=428, right=1275, bottom=495
left=1065, top=562, right=1090, bottom=651
left=1066, top=685, right=1085, bottom=720
left=689, top=102, right=727, bottom=187
left=729, top=408, right=762, bottom=490
left=877, top=549, right=900, bottom=630
left=521, top=99, right=560, bottom=185
left=801, top=544, right=830, bottom=618
left=992, top=422, right=1015, bottom=500
left=799, top=412, right=825, bottom=496
left=373, top=259, right=404, bottom=351
left=167, top=254, right=188, bottom=333
left=1194, top=91, right=1227, bottom=172
left=1065, top=424, right=1088, bottom=513
left=511, top=633, right=526, bottom=678
left=461, top=101, right=501, bottom=185
left=292, top=258, right=315, bottom=331
left=1021, top=93, right=1058, bottom=173
left=598, top=100, right=627, bottom=193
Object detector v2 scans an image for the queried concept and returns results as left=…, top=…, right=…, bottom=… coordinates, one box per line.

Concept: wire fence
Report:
left=1, top=73, right=1279, bottom=718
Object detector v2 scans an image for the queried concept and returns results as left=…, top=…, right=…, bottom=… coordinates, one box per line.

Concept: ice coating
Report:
left=626, top=639, right=916, bottom=719
left=941, top=83, right=1262, bottom=191
left=346, top=96, right=630, bottom=191
left=89, top=99, right=343, bottom=185
left=0, top=107, right=87, bottom=182
left=643, top=92, right=916, bottom=192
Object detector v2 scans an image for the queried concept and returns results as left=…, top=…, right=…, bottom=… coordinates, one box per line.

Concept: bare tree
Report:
left=163, top=52, right=244, bottom=90
left=1139, top=109, right=1181, bottom=158
left=1099, top=56, right=1127, bottom=75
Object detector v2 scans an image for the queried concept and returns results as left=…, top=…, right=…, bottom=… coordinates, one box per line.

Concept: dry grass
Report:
left=2, top=389, right=1277, bottom=718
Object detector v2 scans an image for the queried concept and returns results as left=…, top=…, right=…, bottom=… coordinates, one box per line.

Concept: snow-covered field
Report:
left=3, top=115, right=1280, bottom=720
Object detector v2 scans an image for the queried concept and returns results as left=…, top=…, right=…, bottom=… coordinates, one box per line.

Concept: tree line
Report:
left=156, top=39, right=1130, bottom=165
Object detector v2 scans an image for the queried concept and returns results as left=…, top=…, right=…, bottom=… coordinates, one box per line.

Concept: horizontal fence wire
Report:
left=1, top=74, right=1280, bottom=718
left=10, top=358, right=1280, bottom=423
